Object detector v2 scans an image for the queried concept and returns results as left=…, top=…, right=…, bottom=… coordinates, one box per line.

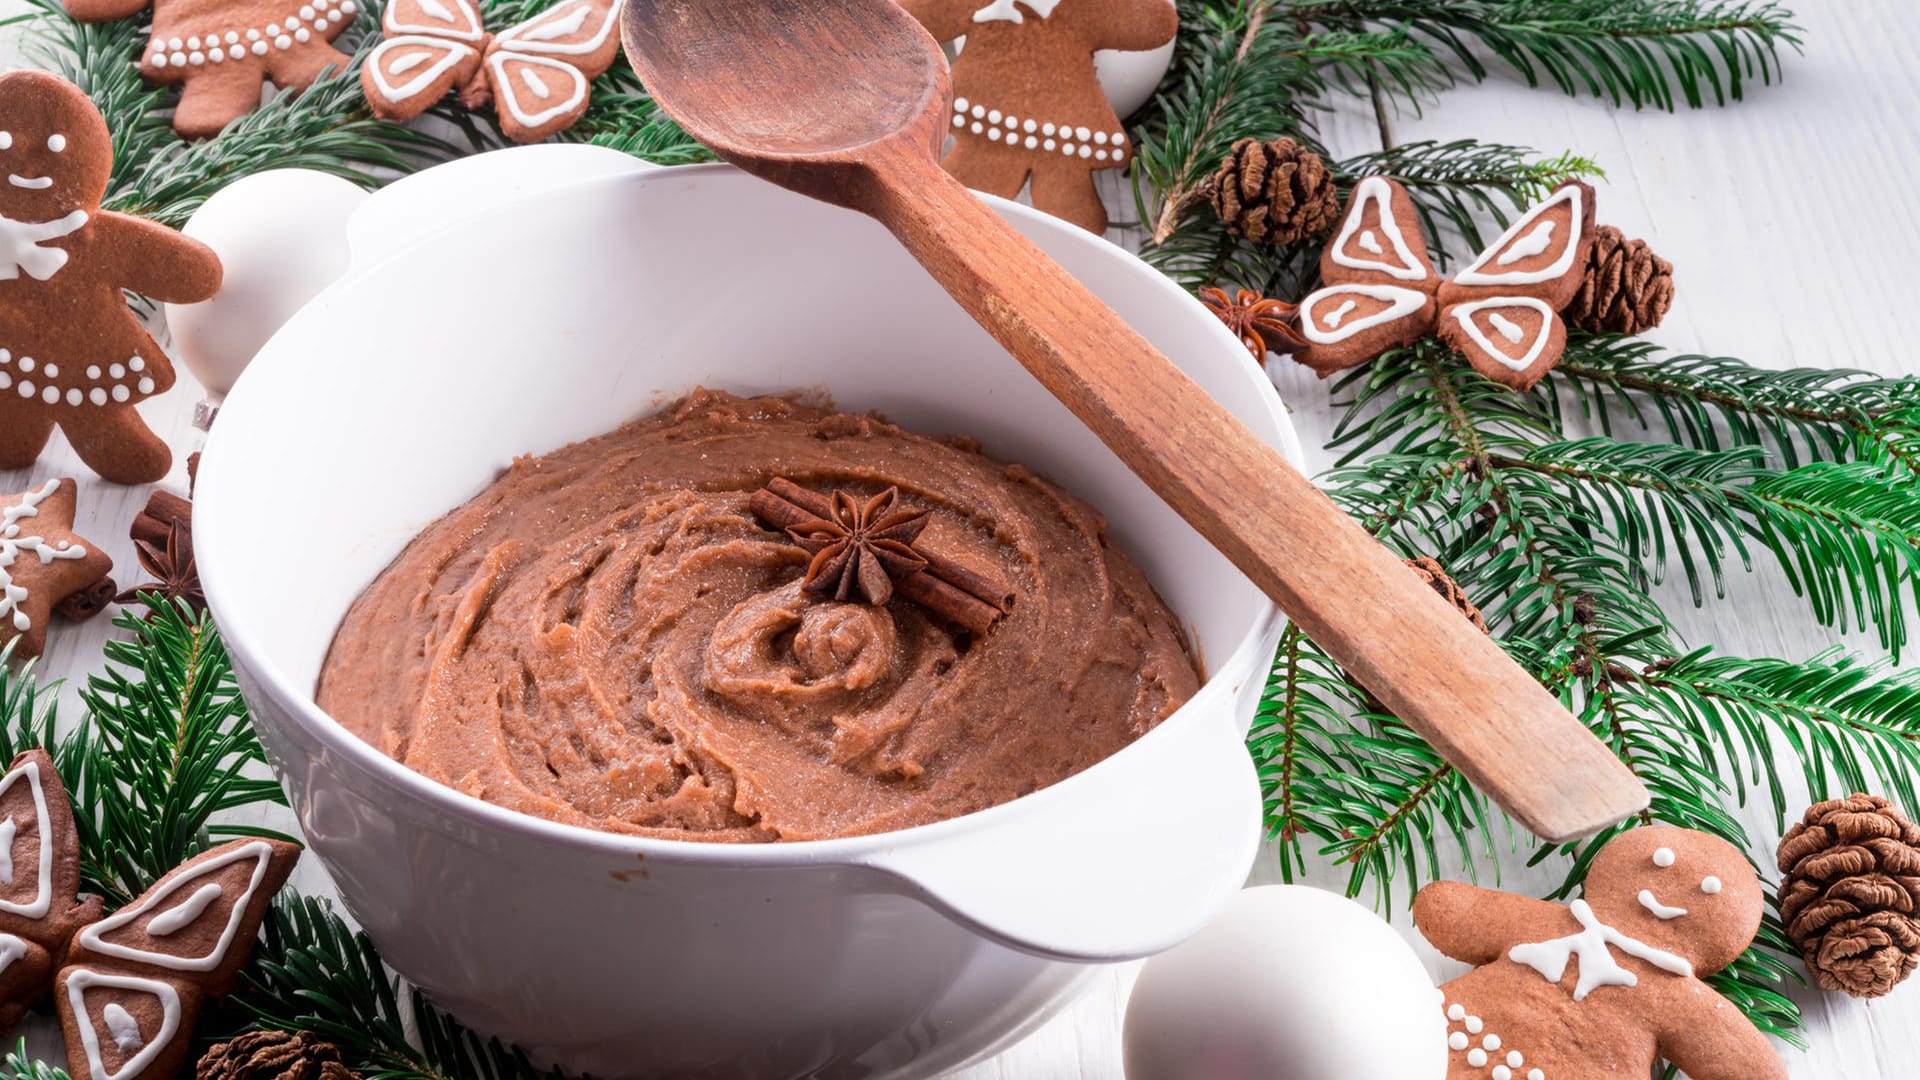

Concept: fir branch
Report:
left=67, top=602, right=293, bottom=905
left=0, top=1044, right=70, bottom=1080
left=228, top=896, right=559, bottom=1080
left=1544, top=336, right=1914, bottom=468
left=1295, top=26, right=1451, bottom=105
left=1300, top=0, right=1802, bottom=110
left=1135, top=2, right=1321, bottom=245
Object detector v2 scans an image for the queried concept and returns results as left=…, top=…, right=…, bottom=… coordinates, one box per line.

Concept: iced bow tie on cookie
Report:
left=56, top=838, right=300, bottom=1080
left=1290, top=177, right=1597, bottom=391
left=361, top=0, right=621, bottom=142
left=1412, top=826, right=1787, bottom=1080
left=0, top=211, right=89, bottom=282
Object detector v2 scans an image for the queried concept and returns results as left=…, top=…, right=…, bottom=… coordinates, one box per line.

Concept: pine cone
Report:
left=1208, top=137, right=1340, bottom=247
left=198, top=1030, right=361, bottom=1080
left=1565, top=225, right=1675, bottom=335
left=1777, top=794, right=1920, bottom=999
left=1404, top=556, right=1490, bottom=633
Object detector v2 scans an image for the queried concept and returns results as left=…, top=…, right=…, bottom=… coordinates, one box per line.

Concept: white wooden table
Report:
left=4, top=0, right=1917, bottom=1075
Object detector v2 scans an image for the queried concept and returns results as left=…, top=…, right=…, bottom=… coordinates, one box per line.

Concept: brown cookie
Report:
left=1437, top=182, right=1598, bottom=312
left=363, top=0, right=620, bottom=143
left=1319, top=177, right=1440, bottom=293
left=1414, top=826, right=1784, bottom=1080
left=1435, top=296, right=1568, bottom=392
left=63, top=0, right=356, bottom=140
left=901, top=0, right=1177, bottom=233
left=56, top=967, right=204, bottom=1080
left=67, top=838, right=301, bottom=998
left=0, top=749, right=98, bottom=1032
left=1, top=480, right=114, bottom=660
left=1291, top=283, right=1435, bottom=376
left=58, top=838, right=301, bottom=1080
left=0, top=71, right=222, bottom=484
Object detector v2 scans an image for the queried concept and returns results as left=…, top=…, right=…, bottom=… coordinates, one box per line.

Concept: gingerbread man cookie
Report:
left=63, top=0, right=358, bottom=140
left=57, top=837, right=301, bottom=1080
left=1413, top=826, right=1787, bottom=1080
left=900, top=0, right=1177, bottom=234
left=1, top=479, right=114, bottom=661
left=0, top=71, right=222, bottom=485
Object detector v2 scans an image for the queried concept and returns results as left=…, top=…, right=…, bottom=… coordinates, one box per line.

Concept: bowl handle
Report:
left=857, top=692, right=1262, bottom=963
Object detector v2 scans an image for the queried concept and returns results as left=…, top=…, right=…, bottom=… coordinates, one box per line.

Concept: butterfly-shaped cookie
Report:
left=361, top=0, right=620, bottom=142
left=0, top=750, right=102, bottom=1033
left=1291, top=177, right=1598, bottom=391
left=56, top=837, right=300, bottom=1080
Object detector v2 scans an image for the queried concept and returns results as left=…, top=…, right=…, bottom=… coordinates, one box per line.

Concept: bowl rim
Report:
left=199, top=161, right=1299, bottom=868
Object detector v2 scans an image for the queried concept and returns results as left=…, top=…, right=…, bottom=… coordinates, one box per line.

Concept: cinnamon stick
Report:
left=751, top=479, right=1011, bottom=637
left=130, top=489, right=193, bottom=555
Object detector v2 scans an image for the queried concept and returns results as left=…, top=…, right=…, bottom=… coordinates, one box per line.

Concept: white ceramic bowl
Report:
left=196, top=145, right=1300, bottom=1079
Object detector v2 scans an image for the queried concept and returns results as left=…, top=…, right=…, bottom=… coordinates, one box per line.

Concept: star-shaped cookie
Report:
left=1, top=479, right=113, bottom=660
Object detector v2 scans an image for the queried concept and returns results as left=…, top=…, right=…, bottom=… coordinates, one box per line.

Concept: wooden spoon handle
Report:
left=866, top=160, right=1646, bottom=843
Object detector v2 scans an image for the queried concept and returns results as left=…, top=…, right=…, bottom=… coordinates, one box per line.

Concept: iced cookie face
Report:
left=0, top=70, right=111, bottom=220
left=1582, top=825, right=1763, bottom=976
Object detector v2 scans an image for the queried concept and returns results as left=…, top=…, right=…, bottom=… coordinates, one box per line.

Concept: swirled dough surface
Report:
left=317, top=390, right=1199, bottom=841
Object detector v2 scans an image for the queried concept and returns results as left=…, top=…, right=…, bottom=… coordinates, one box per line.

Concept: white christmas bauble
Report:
left=1123, top=885, right=1447, bottom=1080
left=166, top=169, right=368, bottom=401
left=1094, top=2, right=1178, bottom=120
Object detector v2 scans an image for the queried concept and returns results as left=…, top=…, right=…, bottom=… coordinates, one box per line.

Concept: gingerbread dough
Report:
left=318, top=390, right=1200, bottom=842
left=901, top=0, right=1177, bottom=234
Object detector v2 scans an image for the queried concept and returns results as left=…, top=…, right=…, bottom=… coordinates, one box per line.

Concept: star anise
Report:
left=787, top=487, right=931, bottom=606
left=115, top=519, right=204, bottom=614
left=1198, top=286, right=1307, bottom=364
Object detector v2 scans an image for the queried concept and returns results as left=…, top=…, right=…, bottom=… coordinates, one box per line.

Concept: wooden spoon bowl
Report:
left=622, top=0, right=1648, bottom=842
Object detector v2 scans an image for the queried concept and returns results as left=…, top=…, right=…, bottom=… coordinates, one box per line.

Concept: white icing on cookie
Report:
left=102, top=1003, right=143, bottom=1054
left=64, top=969, right=180, bottom=1080
left=1454, top=185, right=1585, bottom=287
left=2, top=480, right=90, bottom=634
left=1298, top=284, right=1428, bottom=345
left=487, top=53, right=589, bottom=130
left=1652, top=847, right=1676, bottom=868
left=0, top=210, right=89, bottom=282
left=146, top=883, right=223, bottom=937
left=1331, top=178, right=1429, bottom=282
left=77, top=841, right=276, bottom=973
left=1701, top=876, right=1723, bottom=895
left=1637, top=889, right=1687, bottom=920
left=0, top=934, right=26, bottom=976
left=1508, top=898, right=1694, bottom=1001
left=1449, top=297, right=1553, bottom=373
left=0, top=757, right=54, bottom=919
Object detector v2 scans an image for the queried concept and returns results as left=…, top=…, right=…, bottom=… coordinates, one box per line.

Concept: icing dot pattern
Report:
left=1445, top=1004, right=1541, bottom=1080
left=145, top=0, right=356, bottom=67
left=0, top=351, right=154, bottom=406
left=950, top=98, right=1129, bottom=164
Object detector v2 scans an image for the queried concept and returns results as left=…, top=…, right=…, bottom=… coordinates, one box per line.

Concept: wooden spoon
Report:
left=620, top=0, right=1647, bottom=842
